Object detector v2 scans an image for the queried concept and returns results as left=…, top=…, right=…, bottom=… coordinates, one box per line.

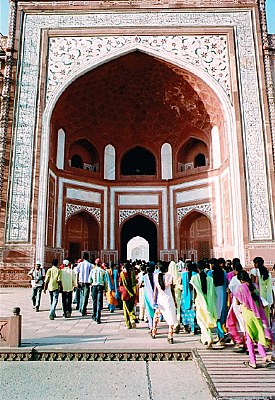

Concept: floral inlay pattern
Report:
left=47, top=35, right=230, bottom=100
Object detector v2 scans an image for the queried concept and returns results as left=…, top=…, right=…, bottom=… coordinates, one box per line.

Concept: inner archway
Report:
left=127, top=236, right=149, bottom=261
left=65, top=212, right=99, bottom=261
left=121, top=215, right=157, bottom=261
left=179, top=211, right=212, bottom=262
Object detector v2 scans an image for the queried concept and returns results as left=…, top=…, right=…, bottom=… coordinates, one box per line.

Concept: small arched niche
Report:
left=68, top=139, right=99, bottom=172
left=121, top=146, right=156, bottom=176
left=177, top=138, right=208, bottom=173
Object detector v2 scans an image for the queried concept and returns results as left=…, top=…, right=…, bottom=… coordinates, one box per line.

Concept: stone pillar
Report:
left=8, top=307, right=21, bottom=347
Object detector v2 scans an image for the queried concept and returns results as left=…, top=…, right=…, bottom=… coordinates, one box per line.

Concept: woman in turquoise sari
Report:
left=105, top=263, right=119, bottom=312
left=181, top=261, right=197, bottom=334
left=190, top=261, right=217, bottom=348
left=143, top=262, right=155, bottom=332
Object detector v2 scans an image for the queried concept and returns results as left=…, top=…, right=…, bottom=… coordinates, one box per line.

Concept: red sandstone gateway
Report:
left=0, top=0, right=275, bottom=286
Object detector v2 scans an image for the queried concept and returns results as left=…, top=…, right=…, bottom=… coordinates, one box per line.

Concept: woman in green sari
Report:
left=190, top=261, right=217, bottom=349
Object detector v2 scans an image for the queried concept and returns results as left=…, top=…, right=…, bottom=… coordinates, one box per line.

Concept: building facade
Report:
left=0, top=0, right=275, bottom=285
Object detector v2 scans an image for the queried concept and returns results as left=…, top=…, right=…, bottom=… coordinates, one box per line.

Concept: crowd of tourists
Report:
left=28, top=254, right=275, bottom=368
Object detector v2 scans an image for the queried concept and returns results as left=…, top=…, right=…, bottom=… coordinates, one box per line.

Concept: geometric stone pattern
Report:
left=119, top=209, right=159, bottom=225
left=65, top=203, right=100, bottom=223
left=0, top=350, right=192, bottom=362
left=47, top=35, right=230, bottom=99
left=6, top=10, right=272, bottom=241
left=177, top=203, right=212, bottom=224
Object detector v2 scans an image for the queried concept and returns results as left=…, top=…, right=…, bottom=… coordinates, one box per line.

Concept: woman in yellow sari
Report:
left=119, top=262, right=137, bottom=329
left=190, top=260, right=217, bottom=349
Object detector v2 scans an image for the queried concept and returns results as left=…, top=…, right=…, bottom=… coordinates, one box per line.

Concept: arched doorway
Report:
left=127, top=236, right=149, bottom=261
left=65, top=212, right=99, bottom=261
left=179, top=211, right=212, bottom=261
left=120, top=215, right=157, bottom=261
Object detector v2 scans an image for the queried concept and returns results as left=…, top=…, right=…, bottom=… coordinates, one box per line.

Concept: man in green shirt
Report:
left=44, top=258, right=62, bottom=320
left=89, top=258, right=106, bottom=324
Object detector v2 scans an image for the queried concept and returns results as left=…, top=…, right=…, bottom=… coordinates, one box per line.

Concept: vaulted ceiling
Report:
left=51, top=51, right=223, bottom=161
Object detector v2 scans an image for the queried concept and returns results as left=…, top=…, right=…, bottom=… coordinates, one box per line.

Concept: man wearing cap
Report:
left=74, top=252, right=93, bottom=316
left=60, top=259, right=76, bottom=318
left=89, top=258, right=107, bottom=324
left=28, top=262, right=45, bottom=312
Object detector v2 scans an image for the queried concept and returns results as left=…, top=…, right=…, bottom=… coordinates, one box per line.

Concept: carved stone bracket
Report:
left=177, top=203, right=212, bottom=225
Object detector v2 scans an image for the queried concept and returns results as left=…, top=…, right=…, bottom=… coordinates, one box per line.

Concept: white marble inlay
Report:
left=118, top=194, right=159, bottom=206
left=56, top=128, right=65, bottom=170
left=66, top=188, right=101, bottom=203
left=47, top=34, right=230, bottom=100
left=104, top=144, right=115, bottom=180
left=176, top=187, right=211, bottom=204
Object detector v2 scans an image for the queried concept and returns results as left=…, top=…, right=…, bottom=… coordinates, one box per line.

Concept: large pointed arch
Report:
left=36, top=44, right=242, bottom=263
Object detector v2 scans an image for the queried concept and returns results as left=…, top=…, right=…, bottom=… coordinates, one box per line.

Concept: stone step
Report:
left=196, top=348, right=275, bottom=399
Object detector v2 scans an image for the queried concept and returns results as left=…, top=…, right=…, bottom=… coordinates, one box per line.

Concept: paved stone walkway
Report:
left=1, top=288, right=274, bottom=399
left=0, top=287, right=201, bottom=350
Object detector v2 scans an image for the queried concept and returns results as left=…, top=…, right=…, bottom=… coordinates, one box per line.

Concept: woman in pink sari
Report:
left=235, top=270, right=272, bottom=369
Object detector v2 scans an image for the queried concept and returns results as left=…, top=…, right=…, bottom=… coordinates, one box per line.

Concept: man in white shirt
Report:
left=74, top=253, right=93, bottom=316
left=89, top=258, right=106, bottom=324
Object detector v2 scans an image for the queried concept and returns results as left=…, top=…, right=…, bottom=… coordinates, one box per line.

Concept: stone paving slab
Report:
left=1, top=288, right=275, bottom=400
left=0, top=288, right=201, bottom=351
left=0, top=360, right=212, bottom=400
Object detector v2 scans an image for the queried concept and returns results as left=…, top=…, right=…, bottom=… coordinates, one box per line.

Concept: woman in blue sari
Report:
left=105, top=263, right=119, bottom=312
left=143, top=262, right=155, bottom=332
left=181, top=261, right=197, bottom=334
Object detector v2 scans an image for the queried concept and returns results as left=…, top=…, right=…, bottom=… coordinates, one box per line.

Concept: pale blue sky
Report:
left=0, top=0, right=275, bottom=35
